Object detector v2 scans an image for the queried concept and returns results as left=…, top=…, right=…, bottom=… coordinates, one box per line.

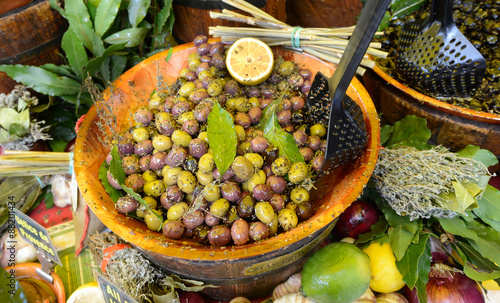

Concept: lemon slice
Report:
left=67, top=282, right=105, bottom=303
left=226, top=37, right=274, bottom=85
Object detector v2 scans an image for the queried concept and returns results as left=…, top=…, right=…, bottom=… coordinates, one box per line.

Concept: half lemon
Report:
left=226, top=37, right=274, bottom=86
left=67, top=282, right=104, bottom=303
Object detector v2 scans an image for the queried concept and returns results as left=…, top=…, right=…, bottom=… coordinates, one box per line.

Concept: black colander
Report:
left=395, top=0, right=486, bottom=98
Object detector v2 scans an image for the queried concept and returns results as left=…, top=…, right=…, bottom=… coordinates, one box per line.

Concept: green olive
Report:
left=235, top=97, right=251, bottom=113
left=152, top=135, right=172, bottom=151
left=266, top=216, right=279, bottom=236
left=171, top=129, right=192, bottom=147
left=244, top=153, right=264, bottom=169
left=148, top=94, right=164, bottom=111
left=132, top=127, right=150, bottom=142
left=188, top=52, right=200, bottom=60
left=231, top=156, right=254, bottom=182
left=248, top=97, right=260, bottom=108
left=207, top=80, right=223, bottom=97
left=204, top=183, right=220, bottom=202
left=145, top=209, right=163, bottom=231
left=271, top=156, right=291, bottom=176
left=167, top=202, right=189, bottom=221
left=226, top=97, right=237, bottom=110
left=234, top=125, right=246, bottom=142
left=198, top=131, right=209, bottom=143
left=242, top=170, right=266, bottom=193
left=142, top=170, right=157, bottom=183
left=198, top=70, right=213, bottom=80
left=310, top=123, right=327, bottom=138
left=196, top=170, right=214, bottom=186
left=135, top=196, right=158, bottom=218
left=178, top=82, right=197, bottom=98
left=188, top=58, right=201, bottom=72
left=290, top=187, right=310, bottom=204
left=161, top=166, right=183, bottom=186
left=179, top=68, right=190, bottom=78
left=255, top=202, right=276, bottom=224
left=198, top=153, right=215, bottom=172
left=143, top=180, right=166, bottom=197
left=278, top=209, right=298, bottom=231
left=288, top=162, right=308, bottom=184
left=177, top=170, right=197, bottom=194
left=278, top=60, right=296, bottom=76
left=177, top=111, right=195, bottom=125
left=210, top=198, right=230, bottom=218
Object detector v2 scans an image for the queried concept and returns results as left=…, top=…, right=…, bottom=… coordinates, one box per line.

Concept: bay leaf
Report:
left=94, top=0, right=120, bottom=37
left=109, top=145, right=126, bottom=184
left=355, top=216, right=389, bottom=245
left=207, top=100, right=237, bottom=177
left=389, top=225, right=416, bottom=261
left=474, top=185, right=500, bottom=222
left=263, top=113, right=304, bottom=164
left=62, top=24, right=88, bottom=78
left=128, top=0, right=151, bottom=28
left=98, top=161, right=121, bottom=202
left=456, top=145, right=499, bottom=168
left=64, top=0, right=95, bottom=53
left=0, top=108, right=20, bottom=130
left=384, top=115, right=433, bottom=150
left=396, top=232, right=430, bottom=290
left=104, top=28, right=149, bottom=48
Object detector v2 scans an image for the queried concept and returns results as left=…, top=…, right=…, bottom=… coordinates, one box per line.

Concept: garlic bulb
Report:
left=273, top=273, right=302, bottom=300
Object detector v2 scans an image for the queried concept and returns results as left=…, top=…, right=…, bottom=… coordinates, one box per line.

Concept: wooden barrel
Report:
left=74, top=40, right=380, bottom=301
left=172, top=0, right=287, bottom=44
left=0, top=0, right=68, bottom=94
left=362, top=65, right=500, bottom=173
left=287, top=0, right=363, bottom=28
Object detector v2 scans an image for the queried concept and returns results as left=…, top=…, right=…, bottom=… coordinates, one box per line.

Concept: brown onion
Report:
left=403, top=263, right=485, bottom=303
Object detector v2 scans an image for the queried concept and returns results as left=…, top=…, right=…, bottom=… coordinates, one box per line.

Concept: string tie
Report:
left=291, top=27, right=303, bottom=48
left=68, top=152, right=74, bottom=175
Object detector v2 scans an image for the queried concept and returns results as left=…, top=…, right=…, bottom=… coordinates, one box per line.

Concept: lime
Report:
left=301, top=242, right=371, bottom=303
left=362, top=242, right=406, bottom=293
left=67, top=281, right=104, bottom=303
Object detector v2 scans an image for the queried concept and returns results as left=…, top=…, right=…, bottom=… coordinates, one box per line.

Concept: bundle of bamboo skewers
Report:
left=209, top=0, right=388, bottom=75
left=0, top=148, right=71, bottom=177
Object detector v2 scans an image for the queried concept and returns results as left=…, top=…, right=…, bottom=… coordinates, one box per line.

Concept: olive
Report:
left=162, top=220, right=185, bottom=240
left=288, top=74, right=304, bottom=88
left=307, top=135, right=322, bottom=151
left=122, top=156, right=140, bottom=175
left=161, top=166, right=183, bottom=186
left=165, top=185, right=184, bottom=205
left=200, top=55, right=212, bottom=64
left=188, top=58, right=201, bottom=73
left=266, top=176, right=287, bottom=193
left=298, top=69, right=312, bottom=81
left=136, top=196, right=158, bottom=218
left=231, top=219, right=250, bottom=245
left=132, top=127, right=150, bottom=142
left=277, top=60, right=296, bottom=76
left=205, top=212, right=221, bottom=227
left=237, top=193, right=255, bottom=219
left=235, top=97, right=251, bottom=113
left=301, top=81, right=311, bottom=94
left=293, top=129, right=308, bottom=147
left=209, top=42, right=225, bottom=56
left=134, top=107, right=154, bottom=125
left=296, top=201, right=315, bottom=221
left=143, top=180, right=166, bottom=197
left=195, top=62, right=210, bottom=78
left=156, top=112, right=178, bottom=136
left=207, top=79, right=223, bottom=96
left=115, top=196, right=139, bottom=214
left=276, top=110, right=292, bottom=125
left=197, top=42, right=211, bottom=56
left=184, top=70, right=197, bottom=82
left=290, top=187, right=310, bottom=204
left=167, top=202, right=189, bottom=221
left=252, top=184, right=272, bottom=201
left=278, top=209, right=298, bottom=231
left=288, top=162, right=309, bottom=184
left=133, top=139, right=152, bottom=156
left=172, top=101, right=191, bottom=118
left=310, top=123, right=327, bottom=138
left=145, top=209, right=163, bottom=231
left=255, top=201, right=276, bottom=224
left=210, top=198, right=230, bottom=218
left=299, top=147, right=314, bottom=162
left=177, top=170, right=197, bottom=194
left=124, top=174, right=145, bottom=192
left=242, top=169, right=266, bottom=193
left=107, top=170, right=122, bottom=189
left=224, top=205, right=240, bottom=225
left=192, top=225, right=210, bottom=244
left=193, top=35, right=207, bottom=47
left=196, top=170, right=214, bottom=186
left=249, top=222, right=270, bottom=242
left=220, top=181, right=242, bottom=202
left=142, top=170, right=156, bottom=183
left=262, top=164, right=273, bottom=178
left=189, top=90, right=209, bottom=104
left=271, top=156, right=291, bottom=176
left=312, top=153, right=325, bottom=172
left=194, top=104, right=211, bottom=122
left=231, top=156, right=254, bottom=182
left=250, top=137, right=269, bottom=153
left=244, top=152, right=264, bottom=169
left=198, top=153, right=215, bottom=172
left=211, top=53, right=226, bottom=70
left=148, top=94, right=164, bottom=111
left=152, top=135, right=172, bottom=152
left=182, top=209, right=205, bottom=230
left=149, top=152, right=166, bottom=171
left=262, top=147, right=279, bottom=165
left=204, top=183, right=221, bottom=202
left=189, top=138, right=208, bottom=158
left=269, top=194, right=285, bottom=212
left=165, top=147, right=188, bottom=168
left=208, top=225, right=232, bottom=246
left=235, top=112, right=251, bottom=128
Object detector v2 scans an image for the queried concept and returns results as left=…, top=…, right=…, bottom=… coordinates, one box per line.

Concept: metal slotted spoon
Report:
left=304, top=0, right=391, bottom=173
left=395, top=0, right=487, bottom=98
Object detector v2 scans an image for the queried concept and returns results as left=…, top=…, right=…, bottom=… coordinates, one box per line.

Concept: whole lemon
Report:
left=301, top=242, right=371, bottom=303
left=362, top=242, right=406, bottom=293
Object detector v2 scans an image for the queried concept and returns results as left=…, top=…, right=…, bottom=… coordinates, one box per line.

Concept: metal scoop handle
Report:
left=430, top=0, right=453, bottom=28
left=328, top=0, right=391, bottom=114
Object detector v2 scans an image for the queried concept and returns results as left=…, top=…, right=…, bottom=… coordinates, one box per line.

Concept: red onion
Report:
left=403, top=263, right=485, bottom=303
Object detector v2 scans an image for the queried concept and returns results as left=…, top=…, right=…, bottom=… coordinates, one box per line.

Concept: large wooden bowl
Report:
left=74, top=40, right=380, bottom=300
left=363, top=64, right=500, bottom=172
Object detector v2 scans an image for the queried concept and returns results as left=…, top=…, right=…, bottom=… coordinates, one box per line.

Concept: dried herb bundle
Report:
left=373, top=145, right=492, bottom=220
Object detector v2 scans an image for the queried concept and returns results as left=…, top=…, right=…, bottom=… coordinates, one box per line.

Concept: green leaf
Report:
left=49, top=139, right=69, bottom=152
left=0, top=108, right=20, bottom=130
left=474, top=185, right=500, bottom=222
left=389, top=225, right=417, bottom=261
left=104, top=28, right=149, bottom=47
left=0, top=267, right=28, bottom=303
left=380, top=124, right=393, bottom=146
left=49, top=0, right=66, bottom=17
left=257, top=94, right=283, bottom=131
left=207, top=100, right=237, bottom=177
left=65, top=0, right=96, bottom=53
left=156, top=1, right=173, bottom=34
left=110, top=55, right=127, bottom=81
left=94, top=0, right=120, bottom=36
left=263, top=114, right=304, bottom=164
left=9, top=123, right=29, bottom=137
left=384, top=115, right=432, bottom=150
left=98, top=161, right=122, bottom=202
left=128, top=0, right=151, bottom=27
left=456, top=145, right=499, bottom=170
left=40, top=64, right=76, bottom=79
left=415, top=236, right=431, bottom=303
left=109, top=145, right=126, bottom=184
left=355, top=216, right=389, bottom=245
left=165, top=48, right=173, bottom=63
left=92, top=32, right=106, bottom=57
left=84, top=44, right=126, bottom=78
left=378, top=0, right=427, bottom=30
left=100, top=56, right=111, bottom=83
left=0, top=65, right=82, bottom=97
left=443, top=181, right=477, bottom=214
left=455, top=242, right=500, bottom=281
left=61, top=29, right=88, bottom=78
left=396, top=233, right=430, bottom=289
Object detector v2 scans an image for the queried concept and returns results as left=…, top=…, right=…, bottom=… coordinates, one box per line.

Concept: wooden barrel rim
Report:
left=74, top=39, right=380, bottom=261
left=372, top=64, right=500, bottom=125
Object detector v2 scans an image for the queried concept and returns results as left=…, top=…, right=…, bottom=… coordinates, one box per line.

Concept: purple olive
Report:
left=183, top=120, right=200, bottom=136
left=281, top=99, right=292, bottom=110
left=288, top=74, right=304, bottom=88
left=212, top=167, right=234, bottom=182
left=205, top=213, right=221, bottom=227
left=312, top=153, right=325, bottom=172
left=107, top=170, right=122, bottom=189
left=197, top=43, right=211, bottom=56
left=235, top=112, right=251, bottom=129
left=106, top=152, right=113, bottom=165
left=149, top=152, right=167, bottom=171
left=221, top=181, right=242, bottom=202
left=277, top=110, right=292, bottom=125
left=165, top=185, right=184, bottom=204
left=209, top=42, right=225, bottom=55
left=183, top=209, right=205, bottom=230
left=193, top=104, right=211, bottom=122
left=250, top=137, right=269, bottom=153
left=291, top=96, right=305, bottom=110
left=163, top=99, right=175, bottom=113
left=248, top=107, right=262, bottom=124
left=260, top=98, right=273, bottom=109
left=299, top=147, right=314, bottom=162
left=156, top=114, right=178, bottom=136
left=211, top=53, right=226, bottom=70
left=245, top=86, right=261, bottom=98
left=139, top=154, right=151, bottom=172
left=293, top=129, right=308, bottom=147
left=165, top=147, right=188, bottom=167
left=122, top=155, right=140, bottom=175
left=124, top=174, right=145, bottom=192
left=163, top=221, right=185, bottom=240
left=269, top=194, right=285, bottom=212
left=225, top=79, right=240, bottom=96
left=134, top=139, right=153, bottom=156
left=171, top=101, right=191, bottom=117
left=266, top=176, right=287, bottom=194
left=208, top=225, right=232, bottom=246
left=200, top=55, right=212, bottom=63
left=118, top=138, right=135, bottom=156
left=308, top=135, right=322, bottom=151
left=193, top=35, right=208, bottom=47
left=116, top=196, right=139, bottom=214
left=252, top=184, right=272, bottom=201
left=190, top=90, right=209, bottom=104
left=184, top=70, right=197, bottom=82
left=301, top=80, right=312, bottom=94
left=134, top=107, right=154, bottom=125
left=196, top=62, right=210, bottom=76
left=249, top=222, right=270, bottom=242
left=189, top=138, right=208, bottom=158
left=298, top=68, right=312, bottom=80
left=231, top=219, right=250, bottom=245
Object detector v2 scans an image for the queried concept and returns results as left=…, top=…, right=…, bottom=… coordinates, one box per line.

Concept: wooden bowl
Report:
left=74, top=40, right=380, bottom=300
left=363, top=64, right=500, bottom=172
left=4, top=262, right=66, bottom=303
